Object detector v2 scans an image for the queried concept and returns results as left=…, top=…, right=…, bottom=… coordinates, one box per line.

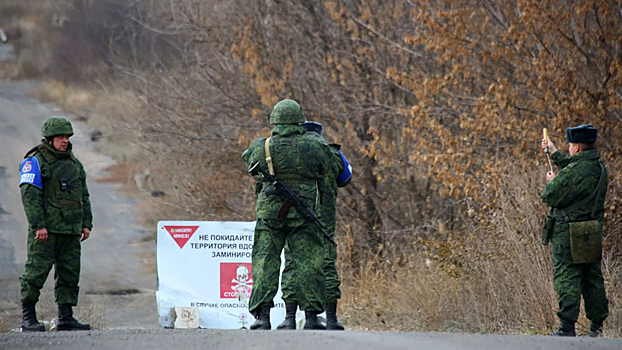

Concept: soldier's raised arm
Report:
left=543, top=131, right=571, bottom=169
left=541, top=166, right=585, bottom=208
left=550, top=150, right=571, bottom=169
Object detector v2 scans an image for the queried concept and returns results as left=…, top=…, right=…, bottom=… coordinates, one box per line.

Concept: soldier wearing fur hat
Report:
left=18, top=116, right=92, bottom=332
left=541, top=124, right=608, bottom=337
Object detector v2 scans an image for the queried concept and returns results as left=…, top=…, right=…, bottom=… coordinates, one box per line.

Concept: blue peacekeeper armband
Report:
left=336, top=150, right=352, bottom=185
left=19, top=157, right=43, bottom=189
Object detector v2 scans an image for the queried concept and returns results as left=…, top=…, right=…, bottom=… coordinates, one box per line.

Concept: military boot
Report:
left=589, top=320, right=604, bottom=338
left=303, top=311, right=326, bottom=330
left=325, top=302, right=345, bottom=330
left=57, top=304, right=91, bottom=331
left=21, top=301, right=45, bottom=332
left=277, top=302, right=297, bottom=330
left=551, top=319, right=575, bottom=337
left=250, top=305, right=271, bottom=330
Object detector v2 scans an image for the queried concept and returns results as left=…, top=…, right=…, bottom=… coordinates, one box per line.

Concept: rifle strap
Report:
left=265, top=137, right=275, bottom=175
left=277, top=200, right=292, bottom=220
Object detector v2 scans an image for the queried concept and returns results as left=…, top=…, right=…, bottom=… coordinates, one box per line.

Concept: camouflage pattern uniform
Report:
left=242, top=100, right=337, bottom=329
left=541, top=149, right=608, bottom=329
left=19, top=117, right=92, bottom=331
left=20, top=141, right=92, bottom=305
left=281, top=131, right=348, bottom=304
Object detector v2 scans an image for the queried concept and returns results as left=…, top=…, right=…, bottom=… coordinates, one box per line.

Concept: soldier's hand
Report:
left=546, top=171, right=556, bottom=183
left=35, top=228, right=48, bottom=242
left=542, top=136, right=556, bottom=154
left=81, top=228, right=91, bottom=242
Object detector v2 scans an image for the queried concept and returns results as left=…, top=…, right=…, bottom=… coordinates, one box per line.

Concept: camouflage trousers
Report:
left=282, top=233, right=341, bottom=303
left=552, top=224, right=608, bottom=322
left=248, top=219, right=326, bottom=315
left=20, top=231, right=82, bottom=305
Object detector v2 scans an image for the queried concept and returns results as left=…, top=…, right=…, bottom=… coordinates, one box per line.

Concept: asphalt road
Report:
left=0, top=44, right=157, bottom=330
left=1, top=328, right=622, bottom=350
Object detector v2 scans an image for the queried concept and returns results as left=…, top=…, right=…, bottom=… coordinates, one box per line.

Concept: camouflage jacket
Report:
left=242, top=125, right=338, bottom=220
left=19, top=141, right=93, bottom=235
left=306, top=133, right=350, bottom=232
left=541, top=149, right=607, bottom=224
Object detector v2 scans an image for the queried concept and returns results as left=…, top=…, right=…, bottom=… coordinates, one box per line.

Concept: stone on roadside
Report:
left=173, top=307, right=200, bottom=329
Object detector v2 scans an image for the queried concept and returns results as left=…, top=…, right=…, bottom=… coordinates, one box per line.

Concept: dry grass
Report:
left=340, top=165, right=621, bottom=337
left=0, top=316, right=12, bottom=333
left=36, top=81, right=93, bottom=109
left=35, top=79, right=143, bottom=161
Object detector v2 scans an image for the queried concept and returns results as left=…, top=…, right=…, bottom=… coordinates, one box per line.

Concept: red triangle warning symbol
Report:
left=164, top=226, right=199, bottom=249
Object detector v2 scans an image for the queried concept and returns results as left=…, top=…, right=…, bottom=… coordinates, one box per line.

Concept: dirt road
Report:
left=0, top=44, right=157, bottom=329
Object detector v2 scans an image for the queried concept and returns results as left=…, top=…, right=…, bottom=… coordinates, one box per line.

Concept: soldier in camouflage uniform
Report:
left=541, top=124, right=608, bottom=337
left=278, top=121, right=351, bottom=330
left=242, top=100, right=340, bottom=330
left=19, top=117, right=92, bottom=332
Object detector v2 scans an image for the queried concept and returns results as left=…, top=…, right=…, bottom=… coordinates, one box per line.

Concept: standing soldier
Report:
left=19, top=117, right=92, bottom=332
left=242, top=100, right=338, bottom=330
left=541, top=124, right=608, bottom=337
left=278, top=121, right=351, bottom=330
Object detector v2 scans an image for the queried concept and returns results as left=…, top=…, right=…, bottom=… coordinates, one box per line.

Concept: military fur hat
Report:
left=566, top=124, right=597, bottom=144
left=269, top=99, right=305, bottom=125
left=41, top=116, right=74, bottom=137
left=300, top=121, right=323, bottom=136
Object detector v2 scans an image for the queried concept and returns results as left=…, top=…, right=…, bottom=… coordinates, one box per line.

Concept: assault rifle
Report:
left=249, top=162, right=336, bottom=246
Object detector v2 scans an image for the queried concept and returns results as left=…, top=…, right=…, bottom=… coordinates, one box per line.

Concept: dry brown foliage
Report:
left=3, top=0, right=622, bottom=335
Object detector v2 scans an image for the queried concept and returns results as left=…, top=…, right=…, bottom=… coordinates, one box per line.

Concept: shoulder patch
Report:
left=19, top=157, right=43, bottom=189
left=336, top=150, right=352, bottom=185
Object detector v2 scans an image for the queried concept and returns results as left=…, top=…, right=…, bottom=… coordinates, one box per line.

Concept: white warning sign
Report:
left=156, top=221, right=286, bottom=329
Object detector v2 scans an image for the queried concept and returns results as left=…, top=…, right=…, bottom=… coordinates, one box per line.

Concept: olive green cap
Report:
left=269, top=99, right=305, bottom=125
left=41, top=116, right=74, bottom=137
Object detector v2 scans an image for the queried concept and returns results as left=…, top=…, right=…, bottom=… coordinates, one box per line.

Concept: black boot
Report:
left=551, top=319, right=575, bottom=337
left=325, top=302, right=344, bottom=330
left=250, top=305, right=271, bottom=330
left=277, top=302, right=297, bottom=330
left=303, top=311, right=326, bottom=330
left=21, top=301, right=45, bottom=332
left=57, top=304, right=91, bottom=331
left=589, top=320, right=604, bottom=338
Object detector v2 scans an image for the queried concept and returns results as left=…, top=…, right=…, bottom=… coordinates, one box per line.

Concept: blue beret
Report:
left=566, top=124, right=597, bottom=143
left=300, top=121, right=323, bottom=136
